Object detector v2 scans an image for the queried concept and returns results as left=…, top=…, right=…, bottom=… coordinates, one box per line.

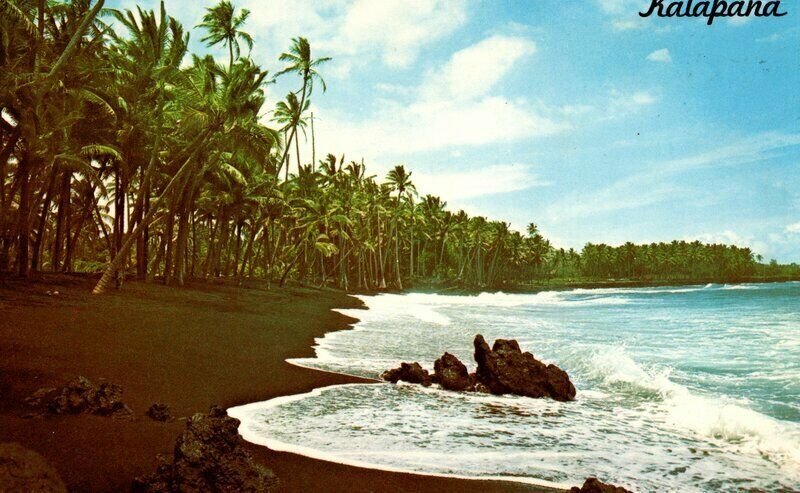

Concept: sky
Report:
left=106, top=0, right=800, bottom=262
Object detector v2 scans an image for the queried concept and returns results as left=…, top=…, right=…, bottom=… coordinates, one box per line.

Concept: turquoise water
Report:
left=230, top=282, right=800, bottom=492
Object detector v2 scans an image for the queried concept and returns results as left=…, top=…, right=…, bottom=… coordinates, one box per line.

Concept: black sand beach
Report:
left=0, top=276, right=561, bottom=492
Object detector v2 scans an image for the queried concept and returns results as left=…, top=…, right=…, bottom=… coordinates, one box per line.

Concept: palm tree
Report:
left=274, top=37, right=330, bottom=179
left=196, top=0, right=253, bottom=68
left=385, top=164, right=414, bottom=289
left=92, top=53, right=272, bottom=293
left=273, top=92, right=309, bottom=179
left=108, top=1, right=189, bottom=279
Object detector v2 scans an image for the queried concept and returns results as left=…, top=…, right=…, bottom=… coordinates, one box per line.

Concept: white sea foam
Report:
left=721, top=283, right=757, bottom=290
left=362, top=290, right=631, bottom=310
left=228, top=385, right=573, bottom=491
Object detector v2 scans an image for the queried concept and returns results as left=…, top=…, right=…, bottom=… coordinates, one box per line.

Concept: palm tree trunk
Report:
left=63, top=185, right=95, bottom=273
left=191, top=212, right=198, bottom=278
left=15, top=149, right=33, bottom=277
left=31, top=165, right=58, bottom=272
left=376, top=213, right=386, bottom=288
left=51, top=171, right=70, bottom=271
left=93, top=201, right=113, bottom=256
left=174, top=209, right=189, bottom=286
left=0, top=126, right=20, bottom=237
left=310, top=112, right=315, bottom=172
left=394, top=211, right=402, bottom=290
left=294, top=126, right=301, bottom=171
left=162, top=211, right=175, bottom=284
left=240, top=220, right=261, bottom=277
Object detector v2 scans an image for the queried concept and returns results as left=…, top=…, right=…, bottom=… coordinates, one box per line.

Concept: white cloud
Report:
left=629, top=91, right=657, bottom=105
left=611, top=18, right=645, bottom=31
left=547, top=179, right=683, bottom=222
left=314, top=96, right=565, bottom=158
left=414, top=164, right=547, bottom=202
left=243, top=0, right=467, bottom=74
left=547, top=132, right=800, bottom=222
left=786, top=222, right=800, bottom=234
left=687, top=230, right=768, bottom=255
left=595, top=0, right=652, bottom=30
left=727, top=16, right=751, bottom=26
left=601, top=89, right=658, bottom=120
left=420, top=35, right=536, bottom=101
left=560, top=104, right=595, bottom=116
left=596, top=0, right=644, bottom=12
left=310, top=33, right=563, bottom=158
left=646, top=48, right=672, bottom=63
left=757, top=33, right=781, bottom=43
left=334, top=0, right=467, bottom=68
left=664, top=132, right=800, bottom=169
left=757, top=27, right=800, bottom=43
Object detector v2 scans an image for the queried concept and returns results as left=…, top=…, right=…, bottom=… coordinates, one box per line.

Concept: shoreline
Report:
left=0, top=276, right=562, bottom=492
left=409, top=275, right=800, bottom=295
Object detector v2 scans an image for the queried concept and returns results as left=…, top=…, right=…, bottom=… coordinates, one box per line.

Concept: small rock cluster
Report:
left=382, top=334, right=576, bottom=402
left=132, top=405, right=276, bottom=492
left=24, top=376, right=133, bottom=419
left=146, top=403, right=174, bottom=422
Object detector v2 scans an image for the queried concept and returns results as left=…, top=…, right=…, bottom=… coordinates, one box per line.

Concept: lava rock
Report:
left=570, top=477, right=632, bottom=493
left=26, top=377, right=133, bottom=419
left=132, top=405, right=276, bottom=492
left=0, top=442, right=67, bottom=492
left=433, top=353, right=472, bottom=391
left=23, top=387, right=56, bottom=407
left=474, top=334, right=576, bottom=402
left=147, top=403, right=173, bottom=422
left=381, top=362, right=432, bottom=386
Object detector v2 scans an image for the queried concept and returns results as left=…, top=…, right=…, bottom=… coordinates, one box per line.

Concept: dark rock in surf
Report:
left=0, top=442, right=67, bottom=492
left=570, top=477, right=632, bottom=493
left=381, top=362, right=432, bottom=386
left=132, top=405, right=276, bottom=493
left=433, top=353, right=472, bottom=391
left=473, top=334, right=576, bottom=402
left=381, top=335, right=576, bottom=401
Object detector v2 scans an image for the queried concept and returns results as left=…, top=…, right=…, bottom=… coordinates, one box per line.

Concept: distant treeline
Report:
left=1, top=0, right=795, bottom=293
left=536, top=242, right=799, bottom=283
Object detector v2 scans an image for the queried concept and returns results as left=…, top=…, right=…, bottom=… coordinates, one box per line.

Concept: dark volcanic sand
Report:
left=0, top=276, right=558, bottom=492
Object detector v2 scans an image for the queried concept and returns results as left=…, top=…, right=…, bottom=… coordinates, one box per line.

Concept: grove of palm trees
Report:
left=1, top=0, right=796, bottom=296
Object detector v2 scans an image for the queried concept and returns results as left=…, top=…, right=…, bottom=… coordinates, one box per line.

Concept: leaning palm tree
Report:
left=196, top=0, right=253, bottom=68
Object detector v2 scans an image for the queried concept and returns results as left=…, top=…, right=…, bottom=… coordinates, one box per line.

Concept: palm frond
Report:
left=0, top=0, right=38, bottom=40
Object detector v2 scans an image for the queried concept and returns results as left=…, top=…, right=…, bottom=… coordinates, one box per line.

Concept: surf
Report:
left=233, top=282, right=800, bottom=491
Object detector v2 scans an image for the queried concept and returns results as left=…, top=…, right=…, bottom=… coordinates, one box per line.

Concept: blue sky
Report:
left=107, top=0, right=800, bottom=262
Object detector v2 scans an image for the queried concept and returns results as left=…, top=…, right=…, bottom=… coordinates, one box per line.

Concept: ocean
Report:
left=229, top=282, right=800, bottom=492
